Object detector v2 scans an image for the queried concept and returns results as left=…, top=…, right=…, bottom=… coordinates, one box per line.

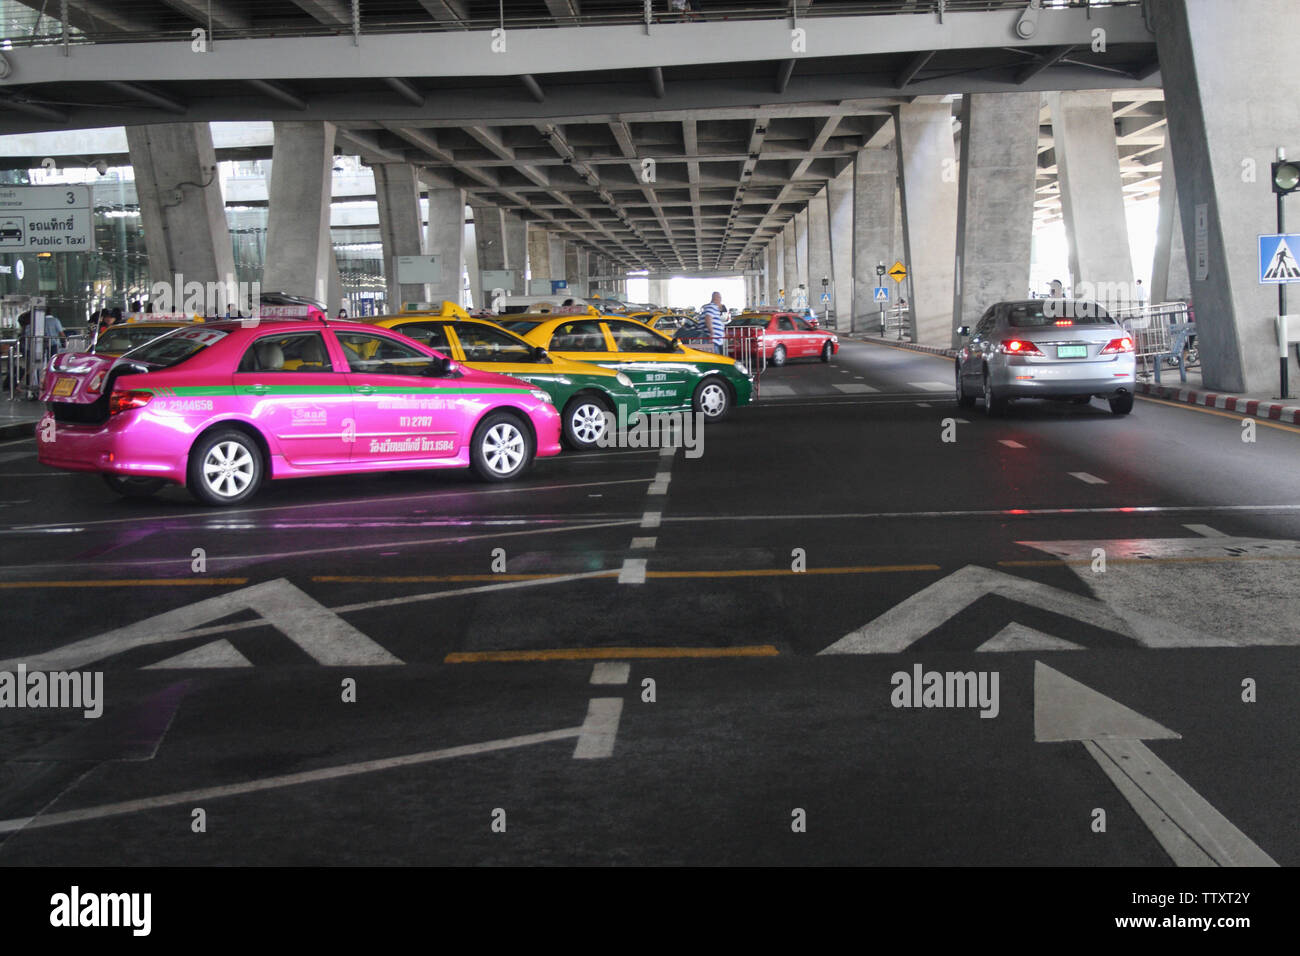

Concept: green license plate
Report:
left=1056, top=345, right=1088, bottom=358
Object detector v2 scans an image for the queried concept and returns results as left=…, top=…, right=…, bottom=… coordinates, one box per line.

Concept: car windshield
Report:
left=123, top=327, right=228, bottom=368
left=1007, top=301, right=1112, bottom=327
left=500, top=320, right=542, bottom=335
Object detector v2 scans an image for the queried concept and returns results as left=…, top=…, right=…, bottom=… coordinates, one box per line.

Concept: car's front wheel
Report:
left=188, top=429, right=263, bottom=506
left=772, top=345, right=787, bottom=367
left=102, top=475, right=167, bottom=498
left=470, top=412, right=534, bottom=481
left=693, top=377, right=732, bottom=422
left=562, top=394, right=613, bottom=451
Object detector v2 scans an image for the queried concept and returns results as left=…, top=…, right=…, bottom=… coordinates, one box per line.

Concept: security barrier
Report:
left=1112, top=302, right=1195, bottom=383
left=680, top=324, right=765, bottom=375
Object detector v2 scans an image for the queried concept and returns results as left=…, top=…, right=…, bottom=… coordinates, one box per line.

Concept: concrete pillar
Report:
left=808, top=187, right=833, bottom=319
left=424, top=187, right=466, bottom=305
left=471, top=203, right=506, bottom=307
left=503, top=214, right=526, bottom=286
left=953, top=92, right=1040, bottom=344
left=828, top=165, right=854, bottom=329
left=463, top=220, right=479, bottom=309
left=782, top=221, right=797, bottom=308
left=126, top=123, right=237, bottom=304
left=263, top=122, right=340, bottom=312
left=794, top=209, right=810, bottom=307
left=373, top=163, right=426, bottom=311
left=1047, top=90, right=1134, bottom=303
left=895, top=102, right=960, bottom=346
left=851, top=146, right=896, bottom=333
left=548, top=235, right=566, bottom=286
left=649, top=278, right=669, bottom=306
left=1153, top=0, right=1300, bottom=394
left=527, top=223, right=551, bottom=285
left=773, top=233, right=786, bottom=305
left=1150, top=139, right=1192, bottom=304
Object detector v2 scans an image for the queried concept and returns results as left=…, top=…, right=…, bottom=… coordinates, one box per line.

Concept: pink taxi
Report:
left=37, top=318, right=562, bottom=505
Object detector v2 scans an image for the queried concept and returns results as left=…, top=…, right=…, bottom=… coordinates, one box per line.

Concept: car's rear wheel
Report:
left=820, top=342, right=833, bottom=363
left=772, top=345, right=787, bottom=367
left=562, top=393, right=613, bottom=451
left=102, top=475, right=167, bottom=498
left=470, top=412, right=533, bottom=481
left=956, top=363, right=975, bottom=408
left=1109, top=393, right=1134, bottom=416
left=188, top=429, right=263, bottom=506
left=983, top=370, right=1007, bottom=417
left=693, top=377, right=731, bottom=422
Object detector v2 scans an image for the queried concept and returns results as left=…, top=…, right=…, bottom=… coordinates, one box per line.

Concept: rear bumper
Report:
left=990, top=357, right=1135, bottom=397
left=35, top=411, right=187, bottom=482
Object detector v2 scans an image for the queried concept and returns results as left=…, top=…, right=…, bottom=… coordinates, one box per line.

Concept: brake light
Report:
left=1100, top=337, right=1134, bottom=354
left=109, top=389, right=153, bottom=416
left=1054, top=319, right=1073, bottom=326
left=999, top=339, right=1043, bottom=355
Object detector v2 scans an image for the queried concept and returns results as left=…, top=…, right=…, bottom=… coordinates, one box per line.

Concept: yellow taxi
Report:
left=366, top=302, right=643, bottom=451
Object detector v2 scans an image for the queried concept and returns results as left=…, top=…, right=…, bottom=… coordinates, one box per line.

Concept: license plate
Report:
left=1056, top=345, right=1088, bottom=359
left=51, top=376, right=75, bottom=397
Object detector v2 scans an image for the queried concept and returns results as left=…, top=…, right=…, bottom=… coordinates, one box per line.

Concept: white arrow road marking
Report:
left=589, top=662, right=630, bottom=685
left=1069, top=472, right=1107, bottom=484
left=998, top=439, right=1025, bottom=448
left=573, top=698, right=624, bottom=760
left=0, top=725, right=587, bottom=835
left=0, top=579, right=403, bottom=671
left=143, top=639, right=252, bottom=669
left=819, top=565, right=1231, bottom=654
left=1034, top=662, right=1278, bottom=867
left=976, top=623, right=1082, bottom=652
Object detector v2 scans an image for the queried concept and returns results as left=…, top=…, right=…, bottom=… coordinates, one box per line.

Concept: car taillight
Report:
left=109, top=389, right=153, bottom=416
left=1100, top=337, right=1134, bottom=354
left=999, top=339, right=1043, bottom=355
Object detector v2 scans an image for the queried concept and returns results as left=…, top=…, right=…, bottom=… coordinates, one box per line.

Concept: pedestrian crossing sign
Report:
left=1259, top=234, right=1300, bottom=284
left=873, top=287, right=889, bottom=302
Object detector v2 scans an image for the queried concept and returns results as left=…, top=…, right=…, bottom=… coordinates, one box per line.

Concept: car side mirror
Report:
left=957, top=326, right=971, bottom=337
left=531, top=346, right=548, bottom=362
left=425, top=356, right=458, bottom=376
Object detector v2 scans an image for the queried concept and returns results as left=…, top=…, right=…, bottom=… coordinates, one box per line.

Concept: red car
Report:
left=730, top=312, right=838, bottom=366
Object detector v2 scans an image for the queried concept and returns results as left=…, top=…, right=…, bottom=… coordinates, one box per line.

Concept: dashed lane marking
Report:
left=590, top=662, right=631, bottom=685
left=640, top=511, right=661, bottom=528
left=617, top=558, right=648, bottom=584
left=630, top=536, right=657, bottom=549
left=908, top=381, right=953, bottom=392
left=759, top=383, right=795, bottom=397
left=999, top=440, right=1026, bottom=448
left=573, top=698, right=624, bottom=760
left=446, top=645, right=779, bottom=663
left=833, top=383, right=879, bottom=394
left=1069, top=472, right=1107, bottom=485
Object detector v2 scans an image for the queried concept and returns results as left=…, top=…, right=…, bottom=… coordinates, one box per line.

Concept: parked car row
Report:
left=36, top=302, right=757, bottom=505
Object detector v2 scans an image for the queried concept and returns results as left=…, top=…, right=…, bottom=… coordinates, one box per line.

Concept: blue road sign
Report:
left=873, top=286, right=889, bottom=302
left=1259, top=234, right=1300, bottom=284
left=821, top=292, right=830, bottom=304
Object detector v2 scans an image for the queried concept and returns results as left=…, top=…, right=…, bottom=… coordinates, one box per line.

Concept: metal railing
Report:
left=1111, top=301, right=1196, bottom=384
left=2, top=330, right=90, bottom=401
left=0, top=1, right=1143, bottom=49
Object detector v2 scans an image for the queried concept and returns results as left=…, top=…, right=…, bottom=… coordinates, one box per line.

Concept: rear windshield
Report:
left=1007, top=301, right=1112, bottom=327
left=124, top=327, right=229, bottom=368
left=500, top=320, right=542, bottom=334
left=94, top=326, right=183, bottom=353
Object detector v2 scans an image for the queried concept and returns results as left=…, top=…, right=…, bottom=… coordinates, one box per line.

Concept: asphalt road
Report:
left=0, top=338, right=1297, bottom=866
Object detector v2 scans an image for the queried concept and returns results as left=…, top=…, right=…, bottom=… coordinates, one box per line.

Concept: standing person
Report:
left=1134, top=278, right=1148, bottom=312
left=42, top=311, right=67, bottom=354
left=701, top=291, right=726, bottom=354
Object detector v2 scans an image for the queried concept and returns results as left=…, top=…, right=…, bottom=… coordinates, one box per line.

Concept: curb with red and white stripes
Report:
left=1135, top=382, right=1300, bottom=424
left=857, top=335, right=957, bottom=358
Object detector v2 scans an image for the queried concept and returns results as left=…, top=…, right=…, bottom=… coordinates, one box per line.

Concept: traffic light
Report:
left=1273, top=160, right=1300, bottom=196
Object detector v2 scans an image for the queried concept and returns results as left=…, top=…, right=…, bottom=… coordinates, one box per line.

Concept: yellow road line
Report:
left=313, top=573, right=616, bottom=583
left=646, top=564, right=939, bottom=577
left=1137, top=394, right=1300, bottom=434
left=1000, top=555, right=1300, bottom=568
left=446, top=645, right=780, bottom=663
left=0, top=578, right=248, bottom=588
left=318, top=564, right=937, bottom=584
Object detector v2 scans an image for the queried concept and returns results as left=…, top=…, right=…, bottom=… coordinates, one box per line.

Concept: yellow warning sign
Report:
left=888, top=261, right=908, bottom=282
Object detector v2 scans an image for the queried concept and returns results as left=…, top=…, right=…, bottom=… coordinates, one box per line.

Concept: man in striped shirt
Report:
left=699, top=291, right=727, bottom=354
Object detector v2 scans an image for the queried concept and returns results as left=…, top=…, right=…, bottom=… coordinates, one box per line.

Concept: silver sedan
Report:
left=955, top=299, right=1137, bottom=416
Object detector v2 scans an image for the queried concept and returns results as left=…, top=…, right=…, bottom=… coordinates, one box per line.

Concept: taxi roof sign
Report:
left=887, top=261, right=908, bottom=282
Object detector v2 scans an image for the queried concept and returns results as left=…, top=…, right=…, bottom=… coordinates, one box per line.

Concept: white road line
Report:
left=1184, top=524, right=1227, bottom=537
left=0, top=726, right=585, bottom=834
left=759, top=383, right=795, bottom=397
left=640, top=511, right=662, bottom=529
left=833, top=383, right=879, bottom=394
left=998, top=440, right=1025, bottom=448
left=573, top=698, right=624, bottom=759
left=0, top=451, right=34, bottom=463
left=908, top=381, right=954, bottom=392
left=647, top=471, right=672, bottom=495
left=617, top=558, right=647, bottom=584
left=955, top=418, right=971, bottom=424
left=916, top=402, right=931, bottom=408
left=630, top=536, right=657, bottom=549
left=590, top=662, right=631, bottom=685
left=659, top=444, right=677, bottom=457
left=656, top=504, right=1300, bottom=521
left=1069, top=472, right=1107, bottom=485
left=3, top=478, right=656, bottom=533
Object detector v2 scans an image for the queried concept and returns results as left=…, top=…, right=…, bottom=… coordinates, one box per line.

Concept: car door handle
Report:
left=355, top=385, right=376, bottom=395
left=250, top=384, right=269, bottom=395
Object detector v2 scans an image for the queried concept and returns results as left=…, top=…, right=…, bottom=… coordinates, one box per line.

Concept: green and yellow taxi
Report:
left=367, top=302, right=642, bottom=451
left=517, top=311, right=754, bottom=422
